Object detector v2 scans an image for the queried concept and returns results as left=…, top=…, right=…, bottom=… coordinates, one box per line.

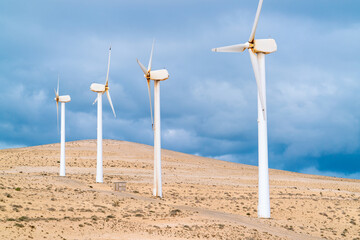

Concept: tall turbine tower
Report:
left=212, top=0, right=277, bottom=219
left=54, top=76, right=71, bottom=177
left=90, top=46, right=116, bottom=183
left=137, top=41, right=169, bottom=198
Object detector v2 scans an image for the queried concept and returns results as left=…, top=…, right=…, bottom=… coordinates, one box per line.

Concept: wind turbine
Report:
left=90, top=46, right=116, bottom=183
left=54, top=76, right=71, bottom=177
left=137, top=41, right=169, bottom=198
left=212, top=0, right=277, bottom=219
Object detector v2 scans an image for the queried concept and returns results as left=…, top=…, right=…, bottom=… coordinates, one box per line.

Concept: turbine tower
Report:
left=90, top=46, right=116, bottom=183
left=137, top=41, right=169, bottom=198
left=54, top=76, right=71, bottom=177
left=212, top=0, right=277, bottom=218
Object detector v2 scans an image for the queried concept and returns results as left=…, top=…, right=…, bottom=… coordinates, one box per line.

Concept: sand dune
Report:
left=0, top=139, right=359, bottom=239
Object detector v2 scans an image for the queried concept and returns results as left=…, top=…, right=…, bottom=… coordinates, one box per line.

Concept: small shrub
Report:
left=15, top=187, right=21, bottom=191
left=341, top=228, right=348, bottom=237
left=183, top=225, right=192, bottom=231
left=19, top=216, right=30, bottom=222
left=286, top=225, right=294, bottom=231
left=170, top=209, right=181, bottom=217
left=112, top=201, right=120, bottom=207
left=14, top=223, right=24, bottom=228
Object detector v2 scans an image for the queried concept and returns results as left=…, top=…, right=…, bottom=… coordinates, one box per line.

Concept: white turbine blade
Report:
left=105, top=46, right=111, bottom=86
left=54, top=88, right=58, bottom=98
left=249, top=0, right=264, bottom=43
left=147, top=79, right=154, bottom=129
left=57, top=75, right=59, bottom=96
left=148, top=39, right=155, bottom=71
left=212, top=43, right=249, bottom=52
left=54, top=88, right=59, bottom=133
left=248, top=49, right=266, bottom=120
left=93, top=96, right=99, bottom=105
left=106, top=90, right=116, bottom=118
left=137, top=59, right=148, bottom=75
left=56, top=100, right=59, bottom=134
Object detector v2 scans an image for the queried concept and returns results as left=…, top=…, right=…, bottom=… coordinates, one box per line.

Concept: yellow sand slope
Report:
left=0, top=140, right=359, bottom=239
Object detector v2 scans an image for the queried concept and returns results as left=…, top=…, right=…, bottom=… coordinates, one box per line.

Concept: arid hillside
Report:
left=0, top=140, right=359, bottom=239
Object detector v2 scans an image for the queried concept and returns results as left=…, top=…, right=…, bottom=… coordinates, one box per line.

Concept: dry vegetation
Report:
left=0, top=139, right=359, bottom=239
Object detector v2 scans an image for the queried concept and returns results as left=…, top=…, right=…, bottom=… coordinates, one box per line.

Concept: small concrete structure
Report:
left=113, top=182, right=126, bottom=192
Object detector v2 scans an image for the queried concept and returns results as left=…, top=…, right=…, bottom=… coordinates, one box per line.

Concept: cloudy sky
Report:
left=0, top=0, right=359, bottom=179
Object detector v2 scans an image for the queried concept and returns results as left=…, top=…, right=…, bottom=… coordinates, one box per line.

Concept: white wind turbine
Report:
left=212, top=0, right=277, bottom=218
left=54, top=76, right=71, bottom=177
left=90, top=46, right=116, bottom=183
left=137, top=41, right=169, bottom=198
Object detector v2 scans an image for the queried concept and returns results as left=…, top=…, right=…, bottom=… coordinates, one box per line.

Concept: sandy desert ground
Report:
left=0, top=139, right=359, bottom=240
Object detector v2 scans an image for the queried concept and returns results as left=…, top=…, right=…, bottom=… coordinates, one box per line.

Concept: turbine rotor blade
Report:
left=148, top=39, right=155, bottom=72
left=212, top=43, right=249, bottom=52
left=248, top=49, right=266, bottom=120
left=106, top=90, right=116, bottom=118
left=56, top=100, right=59, bottom=134
left=55, top=76, right=60, bottom=134
left=137, top=59, right=148, bottom=75
left=105, top=46, right=111, bottom=86
left=147, top=79, right=154, bottom=129
left=249, top=0, right=264, bottom=43
left=93, top=96, right=99, bottom=105
left=54, top=88, right=58, bottom=98
left=57, top=75, right=59, bottom=96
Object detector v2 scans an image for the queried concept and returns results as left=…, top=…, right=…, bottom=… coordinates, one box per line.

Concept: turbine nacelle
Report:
left=56, top=95, right=71, bottom=103
left=90, top=83, right=106, bottom=93
left=149, top=69, right=169, bottom=81
left=253, top=39, right=277, bottom=54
